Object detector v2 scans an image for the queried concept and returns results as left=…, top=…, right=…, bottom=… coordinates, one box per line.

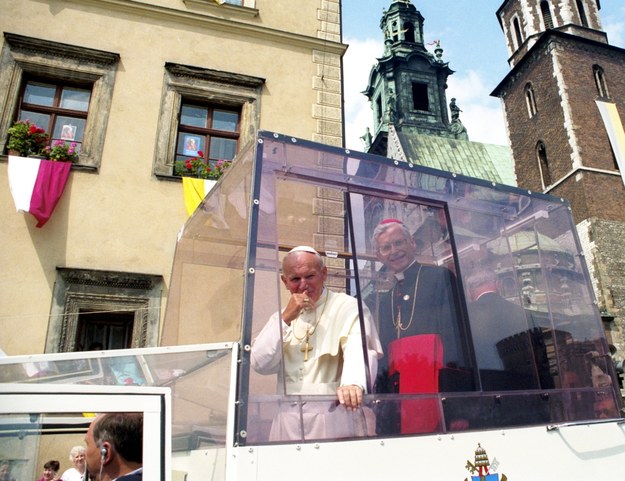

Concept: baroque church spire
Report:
left=362, top=0, right=467, bottom=155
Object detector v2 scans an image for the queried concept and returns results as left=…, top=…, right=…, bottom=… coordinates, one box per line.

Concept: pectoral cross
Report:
left=300, top=332, right=313, bottom=362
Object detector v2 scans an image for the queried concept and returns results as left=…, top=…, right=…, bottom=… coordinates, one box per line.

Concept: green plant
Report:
left=174, top=150, right=232, bottom=180
left=6, top=120, right=50, bottom=156
left=44, top=140, right=80, bottom=163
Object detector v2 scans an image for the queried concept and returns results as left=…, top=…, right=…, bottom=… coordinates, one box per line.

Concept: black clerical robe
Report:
left=372, top=262, right=469, bottom=434
left=375, top=262, right=465, bottom=382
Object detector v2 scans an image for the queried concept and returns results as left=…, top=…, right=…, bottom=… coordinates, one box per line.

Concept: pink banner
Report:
left=30, top=160, right=72, bottom=227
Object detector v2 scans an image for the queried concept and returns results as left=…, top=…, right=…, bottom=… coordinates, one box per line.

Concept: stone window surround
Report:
left=153, top=62, right=265, bottom=179
left=0, top=33, right=119, bottom=170
left=47, top=268, right=163, bottom=353
left=525, top=82, right=538, bottom=118
left=536, top=140, right=552, bottom=189
left=511, top=15, right=524, bottom=52
left=593, top=64, right=609, bottom=99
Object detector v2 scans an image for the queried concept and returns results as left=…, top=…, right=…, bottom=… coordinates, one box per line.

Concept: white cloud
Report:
left=343, top=38, right=509, bottom=151
left=601, top=4, right=625, bottom=47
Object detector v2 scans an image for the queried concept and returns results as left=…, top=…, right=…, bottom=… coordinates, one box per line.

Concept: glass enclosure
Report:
left=0, top=344, right=234, bottom=479
left=162, top=131, right=621, bottom=445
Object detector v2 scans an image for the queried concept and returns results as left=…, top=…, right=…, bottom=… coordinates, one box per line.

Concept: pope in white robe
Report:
left=251, top=246, right=382, bottom=441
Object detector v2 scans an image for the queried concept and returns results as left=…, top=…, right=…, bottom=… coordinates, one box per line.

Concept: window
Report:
left=536, top=141, right=552, bottom=188
left=540, top=1, right=554, bottom=30
left=576, top=0, right=589, bottom=27
left=76, top=310, right=135, bottom=351
left=525, top=83, right=538, bottom=117
left=174, top=102, right=240, bottom=177
left=153, top=63, right=264, bottom=179
left=403, top=22, right=416, bottom=43
left=593, top=65, right=609, bottom=99
left=412, top=82, right=429, bottom=111
left=46, top=268, right=163, bottom=353
left=391, top=21, right=399, bottom=42
left=512, top=17, right=524, bottom=50
left=15, top=78, right=91, bottom=154
left=184, top=0, right=258, bottom=13
left=0, top=33, right=119, bottom=169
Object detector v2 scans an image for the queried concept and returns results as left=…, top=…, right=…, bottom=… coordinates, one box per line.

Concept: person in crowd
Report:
left=84, top=413, right=143, bottom=481
left=0, top=462, right=17, bottom=481
left=251, top=246, right=382, bottom=440
left=60, top=447, right=85, bottom=481
left=37, top=461, right=60, bottom=481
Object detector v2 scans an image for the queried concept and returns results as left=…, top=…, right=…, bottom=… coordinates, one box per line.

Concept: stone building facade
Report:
left=0, top=0, right=346, bottom=355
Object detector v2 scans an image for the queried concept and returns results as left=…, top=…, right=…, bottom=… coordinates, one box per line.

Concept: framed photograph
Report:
left=183, top=135, right=201, bottom=156
left=61, top=124, right=77, bottom=141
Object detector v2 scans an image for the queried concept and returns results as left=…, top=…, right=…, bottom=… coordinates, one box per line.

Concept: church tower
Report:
left=492, top=0, right=625, bottom=357
left=362, top=0, right=462, bottom=156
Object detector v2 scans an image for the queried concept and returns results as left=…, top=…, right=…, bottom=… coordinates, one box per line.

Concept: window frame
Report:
left=540, top=1, right=555, bottom=30
left=153, top=63, right=264, bottom=180
left=175, top=101, right=241, bottom=174
left=536, top=140, right=552, bottom=189
left=46, top=268, right=163, bottom=353
left=593, top=64, right=610, bottom=99
left=411, top=81, right=429, bottom=112
left=525, top=82, right=538, bottom=118
left=512, top=16, right=524, bottom=50
left=17, top=76, right=92, bottom=150
left=0, top=33, right=119, bottom=170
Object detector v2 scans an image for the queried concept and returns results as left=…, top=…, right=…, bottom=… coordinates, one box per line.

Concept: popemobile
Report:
left=1, top=131, right=623, bottom=480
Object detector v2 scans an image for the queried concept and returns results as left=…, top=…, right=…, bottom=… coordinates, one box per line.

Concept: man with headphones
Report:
left=84, top=413, right=143, bottom=481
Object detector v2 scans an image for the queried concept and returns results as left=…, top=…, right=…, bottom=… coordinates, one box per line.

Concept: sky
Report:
left=342, top=1, right=625, bottom=151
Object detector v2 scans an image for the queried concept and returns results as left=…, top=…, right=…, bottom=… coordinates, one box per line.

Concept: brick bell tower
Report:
left=492, top=0, right=625, bottom=368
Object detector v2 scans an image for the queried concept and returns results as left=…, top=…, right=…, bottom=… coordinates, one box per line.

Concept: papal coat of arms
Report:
left=464, top=443, right=507, bottom=481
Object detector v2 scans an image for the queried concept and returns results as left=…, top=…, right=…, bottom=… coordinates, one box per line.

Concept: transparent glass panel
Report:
left=18, top=111, right=50, bottom=132
left=24, top=82, right=55, bottom=107
left=162, top=141, right=255, bottom=345
left=0, top=347, right=232, bottom=449
left=176, top=133, right=204, bottom=158
left=52, top=117, right=85, bottom=144
left=209, top=137, right=237, bottom=161
left=161, top=132, right=622, bottom=445
left=60, top=87, right=91, bottom=111
left=212, top=110, right=238, bottom=132
left=246, top=396, right=375, bottom=443
left=0, top=414, right=42, bottom=481
left=180, top=105, right=207, bottom=128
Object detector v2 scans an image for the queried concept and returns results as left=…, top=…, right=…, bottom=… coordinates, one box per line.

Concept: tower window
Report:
left=541, top=1, right=554, bottom=30
left=525, top=83, right=538, bottom=118
left=576, top=0, right=589, bottom=27
left=593, top=65, right=609, bottom=99
left=403, top=22, right=415, bottom=43
left=412, top=82, right=429, bottom=111
left=376, top=95, right=383, bottom=123
left=512, top=17, right=523, bottom=50
left=391, top=21, right=399, bottom=42
left=536, top=141, right=552, bottom=188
